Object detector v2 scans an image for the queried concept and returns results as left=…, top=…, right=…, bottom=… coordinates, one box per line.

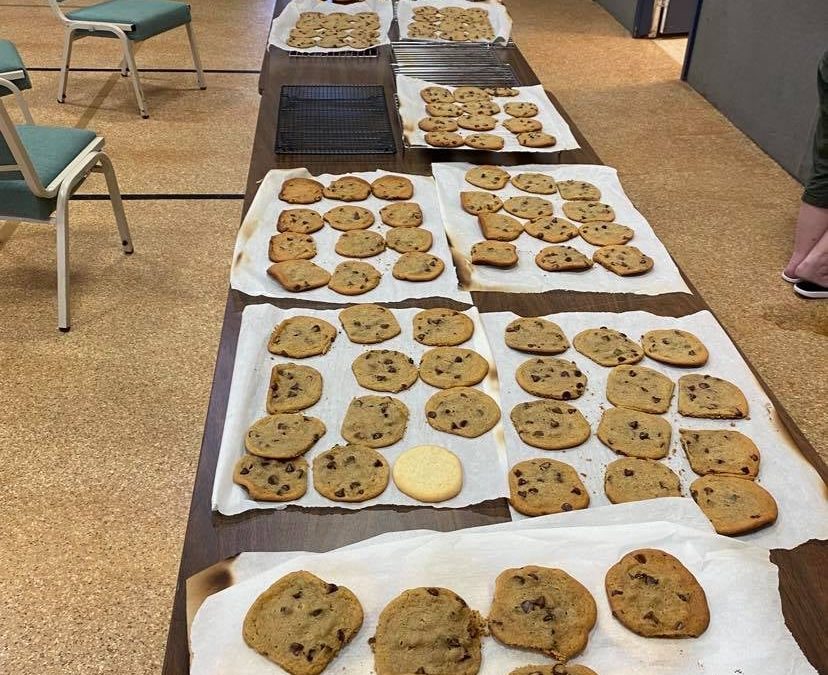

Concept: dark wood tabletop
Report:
left=161, top=3, right=828, bottom=673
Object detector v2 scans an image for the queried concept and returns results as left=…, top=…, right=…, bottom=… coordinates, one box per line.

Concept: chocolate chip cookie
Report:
left=328, top=260, right=382, bottom=295
left=266, top=364, right=323, bottom=414
left=245, top=413, right=326, bottom=459
left=352, top=349, right=418, bottom=392
left=461, top=191, right=503, bottom=215
left=578, top=222, right=634, bottom=247
left=420, top=85, right=454, bottom=103
left=371, top=175, right=414, bottom=200
left=478, top=212, right=524, bottom=241
left=689, top=475, right=777, bottom=535
left=510, top=665, right=597, bottom=675
left=418, top=116, right=459, bottom=133
left=277, top=208, right=324, bottom=234
left=392, top=252, right=445, bottom=281
left=503, top=195, right=554, bottom=219
left=425, top=387, right=501, bottom=437
left=597, top=408, right=671, bottom=459
left=279, top=177, right=324, bottom=204
left=457, top=114, right=498, bottom=131
left=557, top=180, right=601, bottom=201
left=510, top=172, right=557, bottom=194
left=322, top=175, right=372, bottom=201
left=471, top=240, right=518, bottom=267
left=419, top=347, right=489, bottom=388
left=679, top=429, right=760, bottom=478
left=338, top=304, right=400, bottom=344
left=503, top=118, right=543, bottom=133
left=525, top=216, right=579, bottom=243
left=604, top=457, right=681, bottom=504
left=233, top=454, right=308, bottom=501
left=323, top=205, right=375, bottom=231
left=269, top=232, right=317, bottom=262
left=677, top=374, right=748, bottom=419
left=465, top=165, right=511, bottom=190
left=562, top=201, right=615, bottom=223
left=535, top=246, right=593, bottom=272
left=573, top=327, right=644, bottom=367
left=593, top=245, right=653, bottom=276
left=267, top=260, right=331, bottom=292
left=504, top=317, right=570, bottom=355
left=516, top=357, right=587, bottom=400
left=268, top=316, right=337, bottom=358
left=386, top=227, right=433, bottom=253
left=504, top=101, right=539, bottom=118
left=334, top=230, right=385, bottom=258
left=606, top=365, right=674, bottom=414
left=464, top=133, right=505, bottom=150
left=425, top=131, right=465, bottom=147
left=312, top=443, right=390, bottom=502
left=510, top=400, right=591, bottom=450
left=517, top=132, right=557, bottom=148
left=508, top=458, right=589, bottom=516
left=341, top=395, right=409, bottom=448
left=641, top=329, right=709, bottom=367
left=414, top=308, right=474, bottom=346
left=379, top=202, right=423, bottom=227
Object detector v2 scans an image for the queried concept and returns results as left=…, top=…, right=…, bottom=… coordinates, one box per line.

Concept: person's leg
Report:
left=794, top=222, right=828, bottom=285
left=784, top=203, right=828, bottom=279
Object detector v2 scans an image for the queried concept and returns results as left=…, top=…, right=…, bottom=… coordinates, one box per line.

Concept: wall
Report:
left=593, top=0, right=650, bottom=37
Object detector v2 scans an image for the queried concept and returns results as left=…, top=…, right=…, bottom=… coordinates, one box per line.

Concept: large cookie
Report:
left=414, top=308, right=474, bottom=346
left=679, top=429, right=760, bottom=478
left=642, top=329, right=709, bottom=367
left=478, top=212, right=524, bottom=241
left=471, top=240, right=518, bottom=267
left=604, top=457, right=681, bottom=504
left=562, top=201, right=615, bottom=223
left=525, top=216, right=579, bottom=243
left=504, top=317, right=569, bottom=355
left=338, top=304, right=400, bottom=344
left=578, top=222, right=634, bottom=247
left=328, top=260, right=381, bottom=295
left=419, top=347, right=489, bottom=388
left=245, top=413, right=326, bottom=459
left=511, top=172, right=557, bottom=194
left=379, top=202, right=423, bottom=227
left=508, top=458, right=589, bottom=516
left=557, top=180, right=601, bottom=201
left=351, top=349, right=419, bottom=392
left=516, top=357, right=587, bottom=400
left=392, top=252, right=445, bottom=281
left=312, top=443, right=390, bottom=502
left=334, top=230, right=385, bottom=258
left=535, top=246, right=593, bottom=272
left=371, top=175, right=414, bottom=200
left=279, top=177, right=324, bottom=204
left=266, top=363, right=323, bottom=414
left=488, top=566, right=597, bottom=661
left=689, top=475, right=777, bottom=535
left=461, top=191, right=503, bottom=215
left=510, top=666, right=597, bottom=675
left=243, top=571, right=363, bottom=674
left=606, top=365, right=674, bottom=414
left=233, top=454, right=308, bottom=501
left=385, top=227, right=432, bottom=252
left=503, top=195, right=554, bottom=220
left=605, top=549, right=710, bottom=638
left=372, top=587, right=483, bottom=675
left=267, top=260, right=331, bottom=292
left=597, top=408, right=671, bottom=459
left=425, top=387, right=500, bottom=438
left=324, top=205, right=375, bottom=231
left=268, top=316, right=337, bottom=358
left=341, top=395, right=409, bottom=448
left=465, top=165, right=511, bottom=190
left=277, top=208, right=324, bottom=234
left=322, top=175, right=372, bottom=201
left=593, top=245, right=653, bottom=276
left=392, top=444, right=463, bottom=502
left=678, top=374, right=748, bottom=419
left=510, top=400, right=591, bottom=450
left=504, top=101, right=539, bottom=117
left=573, top=327, right=644, bottom=367
left=269, top=232, right=317, bottom=263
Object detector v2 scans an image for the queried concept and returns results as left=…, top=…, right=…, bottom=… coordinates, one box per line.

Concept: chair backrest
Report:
left=0, top=89, right=46, bottom=196
left=46, top=0, right=70, bottom=23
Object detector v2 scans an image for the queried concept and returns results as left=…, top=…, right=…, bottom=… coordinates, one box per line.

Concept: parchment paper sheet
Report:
left=396, top=0, right=512, bottom=43
left=432, top=162, right=692, bottom=295
left=212, top=304, right=508, bottom=515
left=267, top=0, right=394, bottom=53
left=230, top=168, right=472, bottom=304
left=481, top=309, right=828, bottom=550
left=396, top=74, right=580, bottom=152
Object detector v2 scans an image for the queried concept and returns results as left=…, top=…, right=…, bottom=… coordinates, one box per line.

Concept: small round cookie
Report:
left=504, top=101, right=539, bottom=118
left=504, top=317, right=570, bottom=354
left=642, top=329, right=709, bottom=367
left=425, top=387, right=501, bottom=438
left=418, top=116, right=459, bottom=132
left=392, top=252, right=445, bottom=281
left=461, top=99, right=500, bottom=116
left=392, top=444, right=463, bottom=502
left=690, top=475, right=777, bottom=535
left=511, top=172, right=557, bottom=194
left=464, top=165, right=511, bottom=190
left=324, top=204, right=375, bottom=231
left=277, top=208, right=324, bottom=234
left=419, top=347, right=489, bottom=388
left=525, top=216, right=579, bottom=243
left=341, top=395, right=409, bottom=448
left=593, top=245, right=654, bottom=276
left=516, top=357, right=587, bottom=400
left=266, top=363, right=323, bottom=414
left=510, top=665, right=597, bottom=675
left=606, top=365, right=675, bottom=414
left=503, top=118, right=543, bottom=134
left=562, top=201, right=616, bottom=223
left=508, top=458, right=589, bottom=516
left=233, top=454, right=308, bottom=501
left=379, top=202, right=423, bottom=227
left=385, top=227, right=433, bottom=253
left=339, top=304, right=401, bottom=344
left=352, top=349, right=419, bottom=392
left=578, top=222, right=634, bottom=246
left=244, top=413, right=326, bottom=459
left=478, top=212, right=524, bottom=241
left=334, top=230, right=385, bottom=258
left=371, top=175, right=414, bottom=200
left=510, top=400, right=591, bottom=450
left=279, top=177, right=324, bottom=204
left=420, top=85, right=455, bottom=103
left=518, top=132, right=557, bottom=148
left=312, top=443, right=390, bottom=502
left=425, top=101, right=462, bottom=117
left=573, top=327, right=644, bottom=367
left=268, top=316, right=337, bottom=358
left=452, top=86, right=490, bottom=102
left=484, top=86, right=519, bottom=97
left=464, top=133, right=505, bottom=150
left=557, top=180, right=601, bottom=201
left=268, top=232, right=317, bottom=262
left=677, top=374, right=748, bottom=419
left=535, top=245, right=594, bottom=272
left=503, top=195, right=554, bottom=219
left=604, top=457, right=681, bottom=504
left=322, top=175, right=372, bottom=201
left=597, top=407, right=671, bottom=459
left=457, top=114, right=497, bottom=131
left=471, top=240, right=518, bottom=267
left=414, top=308, right=474, bottom=346
left=605, top=549, right=710, bottom=638
left=461, top=191, right=503, bottom=215
left=328, top=260, right=382, bottom=295
left=424, top=131, right=465, bottom=147
left=679, top=429, right=760, bottom=478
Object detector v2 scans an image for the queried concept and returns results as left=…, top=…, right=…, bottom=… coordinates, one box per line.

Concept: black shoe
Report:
left=793, top=280, right=828, bottom=298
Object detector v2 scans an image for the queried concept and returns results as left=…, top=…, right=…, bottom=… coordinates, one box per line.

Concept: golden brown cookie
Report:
left=392, top=252, right=445, bottom=281
left=322, top=175, right=372, bottom=201
left=471, top=240, right=518, bottom=267
left=593, top=245, right=654, bottom=276
left=419, top=347, right=489, bottom=388
left=562, top=201, right=616, bottom=223
left=334, top=230, right=385, bottom=258
left=557, top=180, right=601, bottom=201
left=268, top=316, right=337, bottom=358
left=425, top=387, right=501, bottom=438
left=312, top=443, right=390, bottom=502
left=461, top=190, right=503, bottom=215
left=525, top=216, right=579, bottom=243
left=266, top=363, right=323, bottom=414
left=351, top=349, right=419, bottom=392
left=267, top=260, right=331, bottom=292
left=510, top=172, right=557, bottom=194
left=517, top=132, right=557, bottom=148
left=424, top=131, right=465, bottom=147
left=606, top=365, right=674, bottom=414
left=269, top=232, right=317, bottom=262
left=418, top=116, right=459, bottom=132
left=578, top=222, right=634, bottom=246
left=371, top=175, right=414, bottom=200
left=323, top=205, right=375, bottom=231
left=678, top=374, right=748, bottom=419
left=509, top=458, right=589, bottom=516
left=233, top=454, right=308, bottom=502
left=679, top=429, right=760, bottom=478
left=379, top=202, right=423, bottom=227
left=504, top=317, right=570, bottom=355
left=641, top=329, right=709, bottom=367
left=604, top=457, right=681, bottom=504
left=279, top=177, right=324, bottom=204
left=597, top=407, right=671, bottom=459
left=385, top=227, right=433, bottom=253
left=465, top=165, right=511, bottom=190
left=244, top=413, right=326, bottom=459
left=573, top=327, right=644, bottom=367
left=413, top=308, right=474, bottom=346
left=277, top=208, right=324, bottom=234
left=341, top=395, right=409, bottom=448
left=478, top=212, right=524, bottom=241
left=516, top=357, right=587, bottom=400
left=690, top=475, right=777, bottom=535
left=338, top=304, right=401, bottom=344
left=328, top=260, right=381, bottom=296
left=510, top=400, right=591, bottom=450
left=503, top=195, right=554, bottom=219
left=535, top=246, right=593, bottom=272
left=464, top=133, right=505, bottom=150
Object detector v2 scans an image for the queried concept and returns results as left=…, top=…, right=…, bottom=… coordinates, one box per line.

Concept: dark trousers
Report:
left=803, top=50, right=828, bottom=208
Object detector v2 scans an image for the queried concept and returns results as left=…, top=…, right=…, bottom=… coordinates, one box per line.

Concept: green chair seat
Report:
left=66, top=0, right=191, bottom=41
left=0, top=125, right=97, bottom=219
left=0, top=39, right=31, bottom=95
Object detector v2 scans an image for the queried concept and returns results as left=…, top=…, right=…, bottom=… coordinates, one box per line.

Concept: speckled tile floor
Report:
left=0, top=0, right=825, bottom=673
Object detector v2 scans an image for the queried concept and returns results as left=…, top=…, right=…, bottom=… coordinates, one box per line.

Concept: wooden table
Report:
left=162, top=5, right=828, bottom=672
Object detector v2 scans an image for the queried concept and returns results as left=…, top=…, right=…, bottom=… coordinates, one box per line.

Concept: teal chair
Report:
left=47, top=0, right=206, bottom=118
left=0, top=79, right=133, bottom=330
left=0, top=40, right=33, bottom=121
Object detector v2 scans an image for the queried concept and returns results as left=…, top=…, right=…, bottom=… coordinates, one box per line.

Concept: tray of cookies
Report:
left=480, top=309, right=828, bottom=550
left=268, top=0, right=394, bottom=53
left=230, top=168, right=471, bottom=304
left=211, top=304, right=509, bottom=515
left=396, top=0, right=512, bottom=44
left=432, top=162, right=691, bottom=295
left=396, top=75, right=580, bottom=152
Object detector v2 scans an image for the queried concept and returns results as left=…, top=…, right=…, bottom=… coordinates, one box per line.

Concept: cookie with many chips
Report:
left=562, top=201, right=615, bottom=223
left=312, top=444, right=390, bottom=502
left=341, top=395, right=409, bottom=448
left=425, top=131, right=465, bottom=147
left=244, top=413, right=326, bottom=459
left=504, top=101, right=539, bottom=117
left=266, top=363, right=323, bottom=414
left=418, top=116, right=459, bottom=132
left=414, top=308, right=474, bottom=346
left=508, top=458, right=589, bottom=516
left=268, top=316, right=337, bottom=358
left=379, top=202, right=423, bottom=227
left=338, top=304, right=400, bottom=344
left=516, top=357, right=587, bottom=400
left=233, top=454, right=308, bottom=501
left=573, top=327, right=644, bottom=367
left=419, top=347, right=489, bottom=388
left=525, top=216, right=579, bottom=243
left=517, top=132, right=556, bottom=148
left=678, top=374, right=748, bottom=419
left=606, top=365, right=674, bottom=414
left=504, top=317, right=569, bottom=355
left=503, top=195, right=554, bottom=219
left=425, top=387, right=500, bottom=437
left=510, top=400, right=591, bottom=450
left=351, top=349, right=418, bottom=392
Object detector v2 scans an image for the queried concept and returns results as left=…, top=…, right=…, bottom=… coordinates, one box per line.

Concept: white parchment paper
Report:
left=397, top=75, right=580, bottom=152
left=481, top=309, right=828, bottom=549
left=230, top=168, right=471, bottom=304
left=190, top=517, right=817, bottom=675
left=396, top=0, right=512, bottom=43
left=432, top=162, right=692, bottom=295
left=212, top=304, right=508, bottom=515
left=267, top=0, right=394, bottom=53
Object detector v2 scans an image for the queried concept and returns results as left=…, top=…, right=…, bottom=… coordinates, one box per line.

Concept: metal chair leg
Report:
left=96, top=153, right=134, bottom=253
left=55, top=195, right=71, bottom=331
left=119, top=57, right=128, bottom=77
left=118, top=36, right=149, bottom=118
left=57, top=28, right=74, bottom=103
left=186, top=22, right=207, bottom=90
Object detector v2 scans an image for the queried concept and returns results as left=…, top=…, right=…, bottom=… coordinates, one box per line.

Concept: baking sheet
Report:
left=212, top=304, right=508, bottom=515
left=481, top=309, right=828, bottom=549
left=190, top=515, right=817, bottom=675
left=396, top=0, right=513, bottom=43
left=397, top=74, right=580, bottom=152
left=230, top=168, right=472, bottom=304
left=432, top=162, right=692, bottom=295
left=267, top=0, right=394, bottom=53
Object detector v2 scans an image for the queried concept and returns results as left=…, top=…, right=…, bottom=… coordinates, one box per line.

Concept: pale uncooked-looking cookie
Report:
left=328, top=260, right=381, bottom=295
left=597, top=407, right=671, bottom=459
left=504, top=317, right=569, bottom=355
left=233, top=453, right=308, bottom=501
left=510, top=400, right=591, bottom=450
left=679, top=429, right=760, bottom=478
left=414, top=308, right=474, bottom=346
left=604, top=457, right=681, bottom=504
left=338, top=304, right=400, bottom=344
left=267, top=260, right=331, bottom=292
left=535, top=245, right=593, bottom=272
left=244, top=413, right=326, bottom=459
left=312, top=443, right=390, bottom=502
left=642, top=329, right=709, bottom=367
left=266, top=363, right=323, bottom=414
left=516, top=357, right=587, bottom=400
left=425, top=386, right=500, bottom=438
left=573, top=327, right=644, bottom=367
left=606, top=365, right=674, bottom=414
left=471, top=240, right=518, bottom=267
left=392, top=445, right=463, bottom=502
left=392, top=252, right=444, bottom=281
left=508, top=458, right=589, bottom=516
left=351, top=349, right=418, bottom=392
left=341, top=395, right=409, bottom=448
left=690, top=475, right=777, bottom=535
left=419, top=347, right=489, bottom=388
left=678, top=374, right=748, bottom=419
left=268, top=316, right=337, bottom=358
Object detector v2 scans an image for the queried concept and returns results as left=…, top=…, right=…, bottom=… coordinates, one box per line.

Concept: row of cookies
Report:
left=287, top=10, right=382, bottom=50
left=406, top=4, right=495, bottom=42
left=244, top=547, right=709, bottom=674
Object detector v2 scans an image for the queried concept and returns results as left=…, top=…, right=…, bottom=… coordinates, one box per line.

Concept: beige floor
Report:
left=0, top=0, right=825, bottom=673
